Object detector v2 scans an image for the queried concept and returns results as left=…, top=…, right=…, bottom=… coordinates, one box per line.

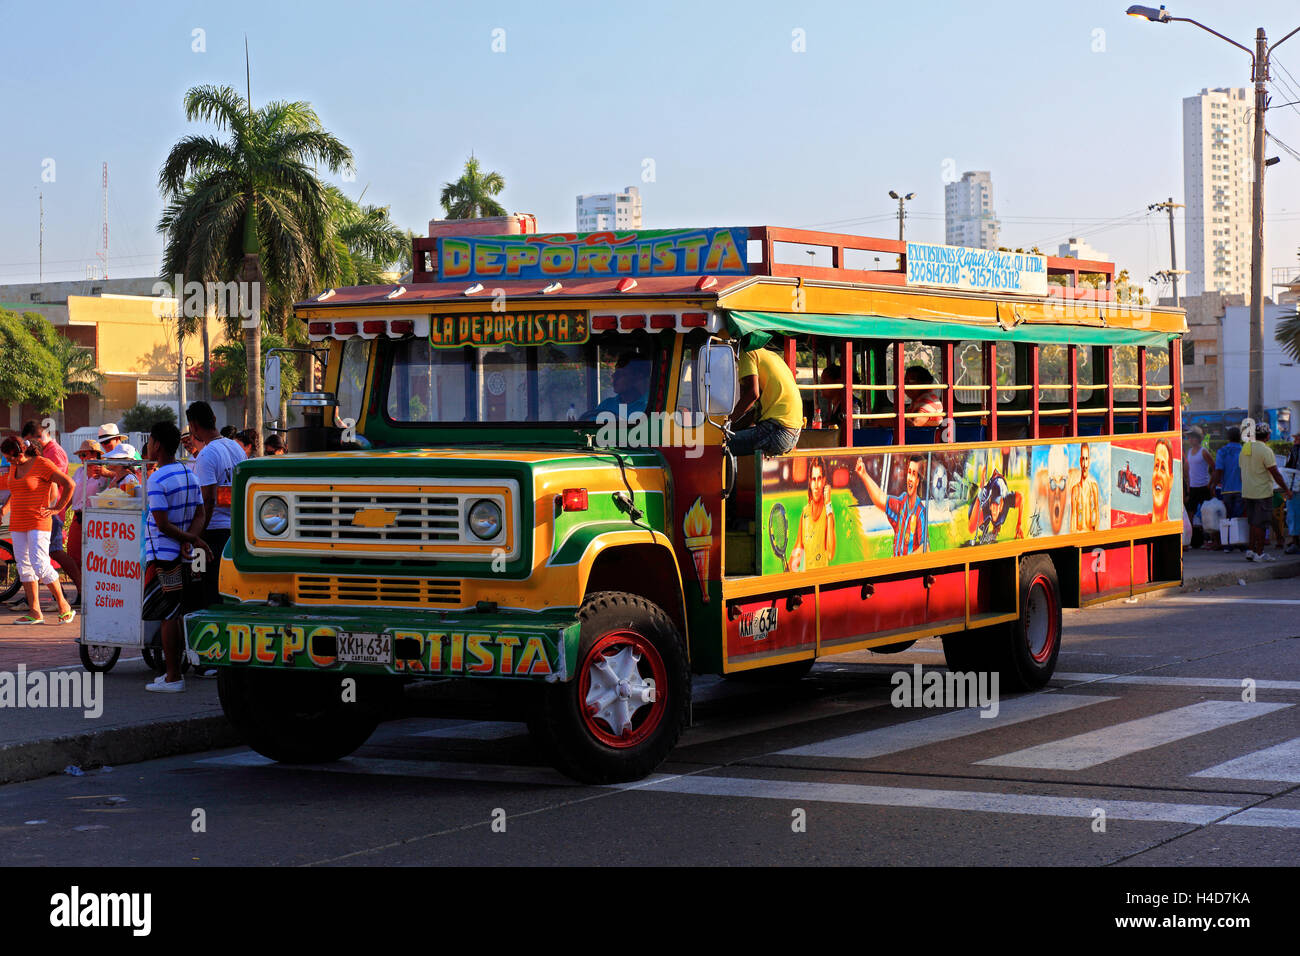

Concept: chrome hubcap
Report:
left=585, top=646, right=657, bottom=738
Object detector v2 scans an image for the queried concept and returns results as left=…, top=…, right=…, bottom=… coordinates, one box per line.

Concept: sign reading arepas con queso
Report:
left=430, top=311, right=589, bottom=349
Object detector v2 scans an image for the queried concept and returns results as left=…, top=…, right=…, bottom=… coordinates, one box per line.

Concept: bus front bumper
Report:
left=184, top=604, right=581, bottom=682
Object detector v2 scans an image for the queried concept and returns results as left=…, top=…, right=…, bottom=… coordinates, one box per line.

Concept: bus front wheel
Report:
left=536, top=591, right=690, bottom=784
left=941, top=555, right=1061, bottom=691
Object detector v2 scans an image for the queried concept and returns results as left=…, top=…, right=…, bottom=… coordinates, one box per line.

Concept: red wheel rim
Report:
left=1025, top=574, right=1059, bottom=664
left=578, top=630, right=668, bottom=749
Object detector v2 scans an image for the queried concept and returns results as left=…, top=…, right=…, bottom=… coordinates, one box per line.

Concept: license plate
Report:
left=336, top=632, right=391, bottom=665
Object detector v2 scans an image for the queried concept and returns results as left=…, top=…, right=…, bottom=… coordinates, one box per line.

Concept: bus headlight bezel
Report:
left=467, top=498, right=503, bottom=540
left=257, top=495, right=290, bottom=536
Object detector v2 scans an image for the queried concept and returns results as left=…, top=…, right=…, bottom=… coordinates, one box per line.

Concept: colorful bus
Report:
left=186, top=225, right=1186, bottom=783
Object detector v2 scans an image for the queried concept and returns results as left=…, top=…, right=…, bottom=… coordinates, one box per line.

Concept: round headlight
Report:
left=467, top=499, right=502, bottom=540
left=258, top=496, right=289, bottom=536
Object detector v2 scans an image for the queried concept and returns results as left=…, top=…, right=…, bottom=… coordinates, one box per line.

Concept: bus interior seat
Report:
left=1077, top=421, right=1103, bottom=436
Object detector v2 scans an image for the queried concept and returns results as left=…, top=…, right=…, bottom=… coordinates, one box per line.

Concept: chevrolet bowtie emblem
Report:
left=351, top=508, right=398, bottom=528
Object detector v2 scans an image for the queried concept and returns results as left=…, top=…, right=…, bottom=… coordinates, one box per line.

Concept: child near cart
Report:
left=140, top=422, right=210, bottom=693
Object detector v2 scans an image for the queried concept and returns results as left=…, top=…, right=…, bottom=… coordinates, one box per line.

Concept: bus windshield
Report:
left=385, top=335, right=656, bottom=424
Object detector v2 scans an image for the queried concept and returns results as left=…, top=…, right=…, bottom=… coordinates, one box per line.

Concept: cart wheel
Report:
left=79, top=644, right=121, bottom=673
left=142, top=645, right=166, bottom=673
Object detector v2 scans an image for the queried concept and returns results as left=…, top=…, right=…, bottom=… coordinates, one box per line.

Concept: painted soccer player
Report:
left=968, top=471, right=1025, bottom=545
left=855, top=454, right=927, bottom=556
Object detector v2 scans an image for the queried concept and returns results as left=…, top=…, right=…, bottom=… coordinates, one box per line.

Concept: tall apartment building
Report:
left=1183, top=87, right=1253, bottom=298
left=576, top=186, right=642, bottom=232
left=944, top=171, right=1000, bottom=250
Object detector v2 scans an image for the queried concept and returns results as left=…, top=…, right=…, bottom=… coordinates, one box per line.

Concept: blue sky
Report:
left=2, top=0, right=1299, bottom=296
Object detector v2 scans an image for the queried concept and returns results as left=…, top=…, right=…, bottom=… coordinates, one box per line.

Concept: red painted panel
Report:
left=1080, top=543, right=1131, bottom=597
left=725, top=592, right=816, bottom=663
left=926, top=570, right=966, bottom=625
left=819, top=578, right=928, bottom=650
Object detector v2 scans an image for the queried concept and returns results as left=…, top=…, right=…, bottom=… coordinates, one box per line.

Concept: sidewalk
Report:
left=1, top=546, right=1297, bottom=786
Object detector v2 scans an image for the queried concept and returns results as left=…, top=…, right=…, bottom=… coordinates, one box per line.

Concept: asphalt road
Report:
left=2, top=577, right=1299, bottom=867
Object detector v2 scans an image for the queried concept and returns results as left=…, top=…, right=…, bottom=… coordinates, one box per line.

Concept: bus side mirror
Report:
left=264, top=354, right=282, bottom=423
left=695, top=342, right=737, bottom=418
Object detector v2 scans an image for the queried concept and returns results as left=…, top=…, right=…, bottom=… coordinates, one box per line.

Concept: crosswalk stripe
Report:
left=1054, top=673, right=1300, bottom=691
left=1192, top=737, right=1300, bottom=783
left=774, top=693, right=1114, bottom=759
left=978, top=701, right=1292, bottom=770
left=609, top=774, right=1248, bottom=825
left=1218, top=808, right=1300, bottom=829
left=412, top=721, right=527, bottom=741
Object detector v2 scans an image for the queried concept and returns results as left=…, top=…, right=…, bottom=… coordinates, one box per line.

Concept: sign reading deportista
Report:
left=429, top=311, right=590, bottom=349
left=906, top=241, right=1048, bottom=295
left=438, top=228, right=749, bottom=282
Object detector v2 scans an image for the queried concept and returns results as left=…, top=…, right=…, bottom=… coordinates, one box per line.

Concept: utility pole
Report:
left=1125, top=8, right=1300, bottom=419
left=1148, top=198, right=1184, bottom=306
left=1249, top=28, right=1268, bottom=421
left=888, top=190, right=914, bottom=270
left=38, top=191, right=43, bottom=283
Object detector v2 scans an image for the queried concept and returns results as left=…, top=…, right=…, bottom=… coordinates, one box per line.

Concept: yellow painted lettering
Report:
left=227, top=624, right=252, bottom=663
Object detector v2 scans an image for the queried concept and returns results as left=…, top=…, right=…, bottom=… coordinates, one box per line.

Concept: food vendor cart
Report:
left=77, top=463, right=164, bottom=672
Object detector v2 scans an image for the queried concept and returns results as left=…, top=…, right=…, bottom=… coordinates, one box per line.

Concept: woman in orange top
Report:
left=0, top=436, right=76, bottom=624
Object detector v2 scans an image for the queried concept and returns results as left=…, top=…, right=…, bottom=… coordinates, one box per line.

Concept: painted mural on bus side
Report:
left=757, top=440, right=1180, bottom=575
left=1108, top=436, right=1182, bottom=528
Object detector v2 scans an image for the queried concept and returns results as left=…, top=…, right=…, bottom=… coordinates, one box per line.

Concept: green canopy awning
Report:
left=725, top=310, right=1173, bottom=352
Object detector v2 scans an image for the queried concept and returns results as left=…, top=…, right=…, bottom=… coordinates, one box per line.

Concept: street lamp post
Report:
left=1127, top=5, right=1300, bottom=418
left=889, top=190, right=914, bottom=271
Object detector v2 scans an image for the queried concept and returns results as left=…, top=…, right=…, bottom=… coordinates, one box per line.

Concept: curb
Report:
left=0, top=715, right=242, bottom=787
left=1107, top=556, right=1300, bottom=605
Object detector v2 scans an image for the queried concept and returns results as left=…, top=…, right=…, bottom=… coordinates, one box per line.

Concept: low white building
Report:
left=1221, top=302, right=1300, bottom=430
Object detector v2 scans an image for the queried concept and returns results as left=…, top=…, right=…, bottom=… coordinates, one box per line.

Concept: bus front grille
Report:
left=295, top=575, right=463, bottom=607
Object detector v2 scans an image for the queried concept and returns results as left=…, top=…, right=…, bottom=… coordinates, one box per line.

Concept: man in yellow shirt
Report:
left=730, top=345, right=803, bottom=457
left=1241, top=422, right=1294, bottom=562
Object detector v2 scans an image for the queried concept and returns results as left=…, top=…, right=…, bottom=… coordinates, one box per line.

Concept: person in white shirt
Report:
left=185, top=401, right=246, bottom=609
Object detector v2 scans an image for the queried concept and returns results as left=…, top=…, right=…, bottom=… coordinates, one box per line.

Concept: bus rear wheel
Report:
left=941, top=555, right=1062, bottom=691
left=217, top=668, right=388, bottom=763
left=536, top=591, right=690, bottom=784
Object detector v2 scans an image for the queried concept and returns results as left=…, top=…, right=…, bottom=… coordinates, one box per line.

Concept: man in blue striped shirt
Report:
left=141, top=422, right=209, bottom=693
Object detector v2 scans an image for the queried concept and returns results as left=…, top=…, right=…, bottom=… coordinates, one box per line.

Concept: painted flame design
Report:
left=683, top=497, right=712, bottom=539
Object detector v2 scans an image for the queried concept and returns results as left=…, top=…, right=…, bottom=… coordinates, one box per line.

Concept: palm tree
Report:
left=439, top=156, right=506, bottom=219
left=157, top=85, right=352, bottom=450
left=1277, top=311, right=1300, bottom=363
left=325, top=186, right=408, bottom=286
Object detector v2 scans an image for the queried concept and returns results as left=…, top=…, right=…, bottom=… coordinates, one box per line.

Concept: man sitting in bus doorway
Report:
left=853, top=454, right=927, bottom=556
left=968, top=472, right=1025, bottom=545
left=1152, top=439, right=1173, bottom=523
left=729, top=343, right=803, bottom=457
left=1071, top=442, right=1101, bottom=532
